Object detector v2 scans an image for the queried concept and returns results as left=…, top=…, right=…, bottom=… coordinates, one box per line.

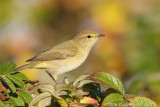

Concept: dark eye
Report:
left=87, top=35, right=91, bottom=38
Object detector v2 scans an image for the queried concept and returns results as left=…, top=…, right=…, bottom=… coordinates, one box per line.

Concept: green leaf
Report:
left=0, top=100, right=4, bottom=106
left=102, top=93, right=128, bottom=106
left=129, top=97, right=157, bottom=107
left=2, top=75, right=16, bottom=93
left=39, top=96, right=52, bottom=107
left=104, top=88, right=121, bottom=96
left=0, top=63, right=5, bottom=74
left=29, top=92, right=52, bottom=107
left=66, top=97, right=73, bottom=103
left=73, top=73, right=90, bottom=86
left=0, top=80, right=2, bottom=85
left=90, top=72, right=125, bottom=95
left=57, top=98, right=68, bottom=107
left=3, top=104, right=11, bottom=107
left=9, top=95, right=25, bottom=106
left=6, top=74, right=25, bottom=88
left=12, top=72, right=28, bottom=80
left=5, top=61, right=16, bottom=74
left=19, top=90, right=32, bottom=104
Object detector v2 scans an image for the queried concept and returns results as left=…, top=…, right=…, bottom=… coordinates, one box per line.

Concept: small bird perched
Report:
left=13, top=30, right=105, bottom=82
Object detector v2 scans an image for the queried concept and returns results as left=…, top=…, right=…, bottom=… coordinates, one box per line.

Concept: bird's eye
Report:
left=87, top=35, right=91, bottom=38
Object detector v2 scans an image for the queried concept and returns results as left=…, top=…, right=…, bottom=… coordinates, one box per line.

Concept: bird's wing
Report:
left=26, top=44, right=78, bottom=62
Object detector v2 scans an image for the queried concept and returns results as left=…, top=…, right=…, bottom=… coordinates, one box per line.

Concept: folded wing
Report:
left=26, top=44, right=77, bottom=62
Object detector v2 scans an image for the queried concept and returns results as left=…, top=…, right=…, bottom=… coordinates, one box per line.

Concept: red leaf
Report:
left=0, top=84, right=8, bottom=91
left=80, top=97, right=99, bottom=105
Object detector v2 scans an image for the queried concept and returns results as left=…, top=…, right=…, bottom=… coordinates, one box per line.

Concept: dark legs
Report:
left=45, top=70, right=58, bottom=84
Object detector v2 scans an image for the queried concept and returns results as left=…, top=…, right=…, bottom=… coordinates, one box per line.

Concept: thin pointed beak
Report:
left=97, top=34, right=106, bottom=37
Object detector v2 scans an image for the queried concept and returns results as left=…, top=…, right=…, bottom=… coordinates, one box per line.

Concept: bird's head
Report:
left=74, top=30, right=105, bottom=48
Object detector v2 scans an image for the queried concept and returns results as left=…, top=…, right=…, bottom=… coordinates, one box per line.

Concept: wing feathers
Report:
left=26, top=42, right=77, bottom=62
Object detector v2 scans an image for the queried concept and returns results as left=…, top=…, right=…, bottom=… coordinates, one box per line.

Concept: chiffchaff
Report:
left=13, top=30, right=105, bottom=82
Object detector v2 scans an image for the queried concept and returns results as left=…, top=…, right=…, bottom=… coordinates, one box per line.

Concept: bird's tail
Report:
left=12, top=63, right=33, bottom=73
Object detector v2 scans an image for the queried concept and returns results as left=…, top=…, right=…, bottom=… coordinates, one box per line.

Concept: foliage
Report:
left=129, top=97, right=157, bottom=107
left=0, top=61, right=37, bottom=106
left=0, top=62, right=157, bottom=107
left=29, top=71, right=157, bottom=107
left=29, top=74, right=97, bottom=107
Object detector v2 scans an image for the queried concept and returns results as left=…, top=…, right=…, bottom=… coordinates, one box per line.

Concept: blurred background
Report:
left=0, top=0, right=160, bottom=105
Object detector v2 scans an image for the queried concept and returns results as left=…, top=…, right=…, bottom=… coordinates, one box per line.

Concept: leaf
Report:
left=80, top=97, right=99, bottom=105
left=5, top=61, right=16, bottom=74
left=39, top=96, right=52, bottom=107
left=73, top=73, right=90, bottom=86
left=129, top=97, right=157, bottom=107
left=102, top=93, right=127, bottom=106
left=0, top=84, right=8, bottom=91
left=3, top=104, right=11, bottom=107
left=6, top=74, right=25, bottom=88
left=19, top=90, right=32, bottom=104
left=125, top=94, right=136, bottom=102
left=66, top=97, right=73, bottom=103
left=55, top=83, right=71, bottom=92
left=104, top=88, right=121, bottom=95
left=31, top=84, right=54, bottom=94
left=76, top=89, right=89, bottom=96
left=55, top=84, right=74, bottom=99
left=9, top=95, right=25, bottom=106
left=0, top=100, right=4, bottom=106
left=0, top=63, right=5, bottom=74
left=89, top=72, right=125, bottom=95
left=82, top=83, right=100, bottom=92
left=29, top=92, right=52, bottom=107
left=57, top=98, right=68, bottom=107
left=2, top=75, right=16, bottom=93
left=29, top=84, right=61, bottom=99
left=12, top=72, right=28, bottom=80
left=77, top=79, right=95, bottom=88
